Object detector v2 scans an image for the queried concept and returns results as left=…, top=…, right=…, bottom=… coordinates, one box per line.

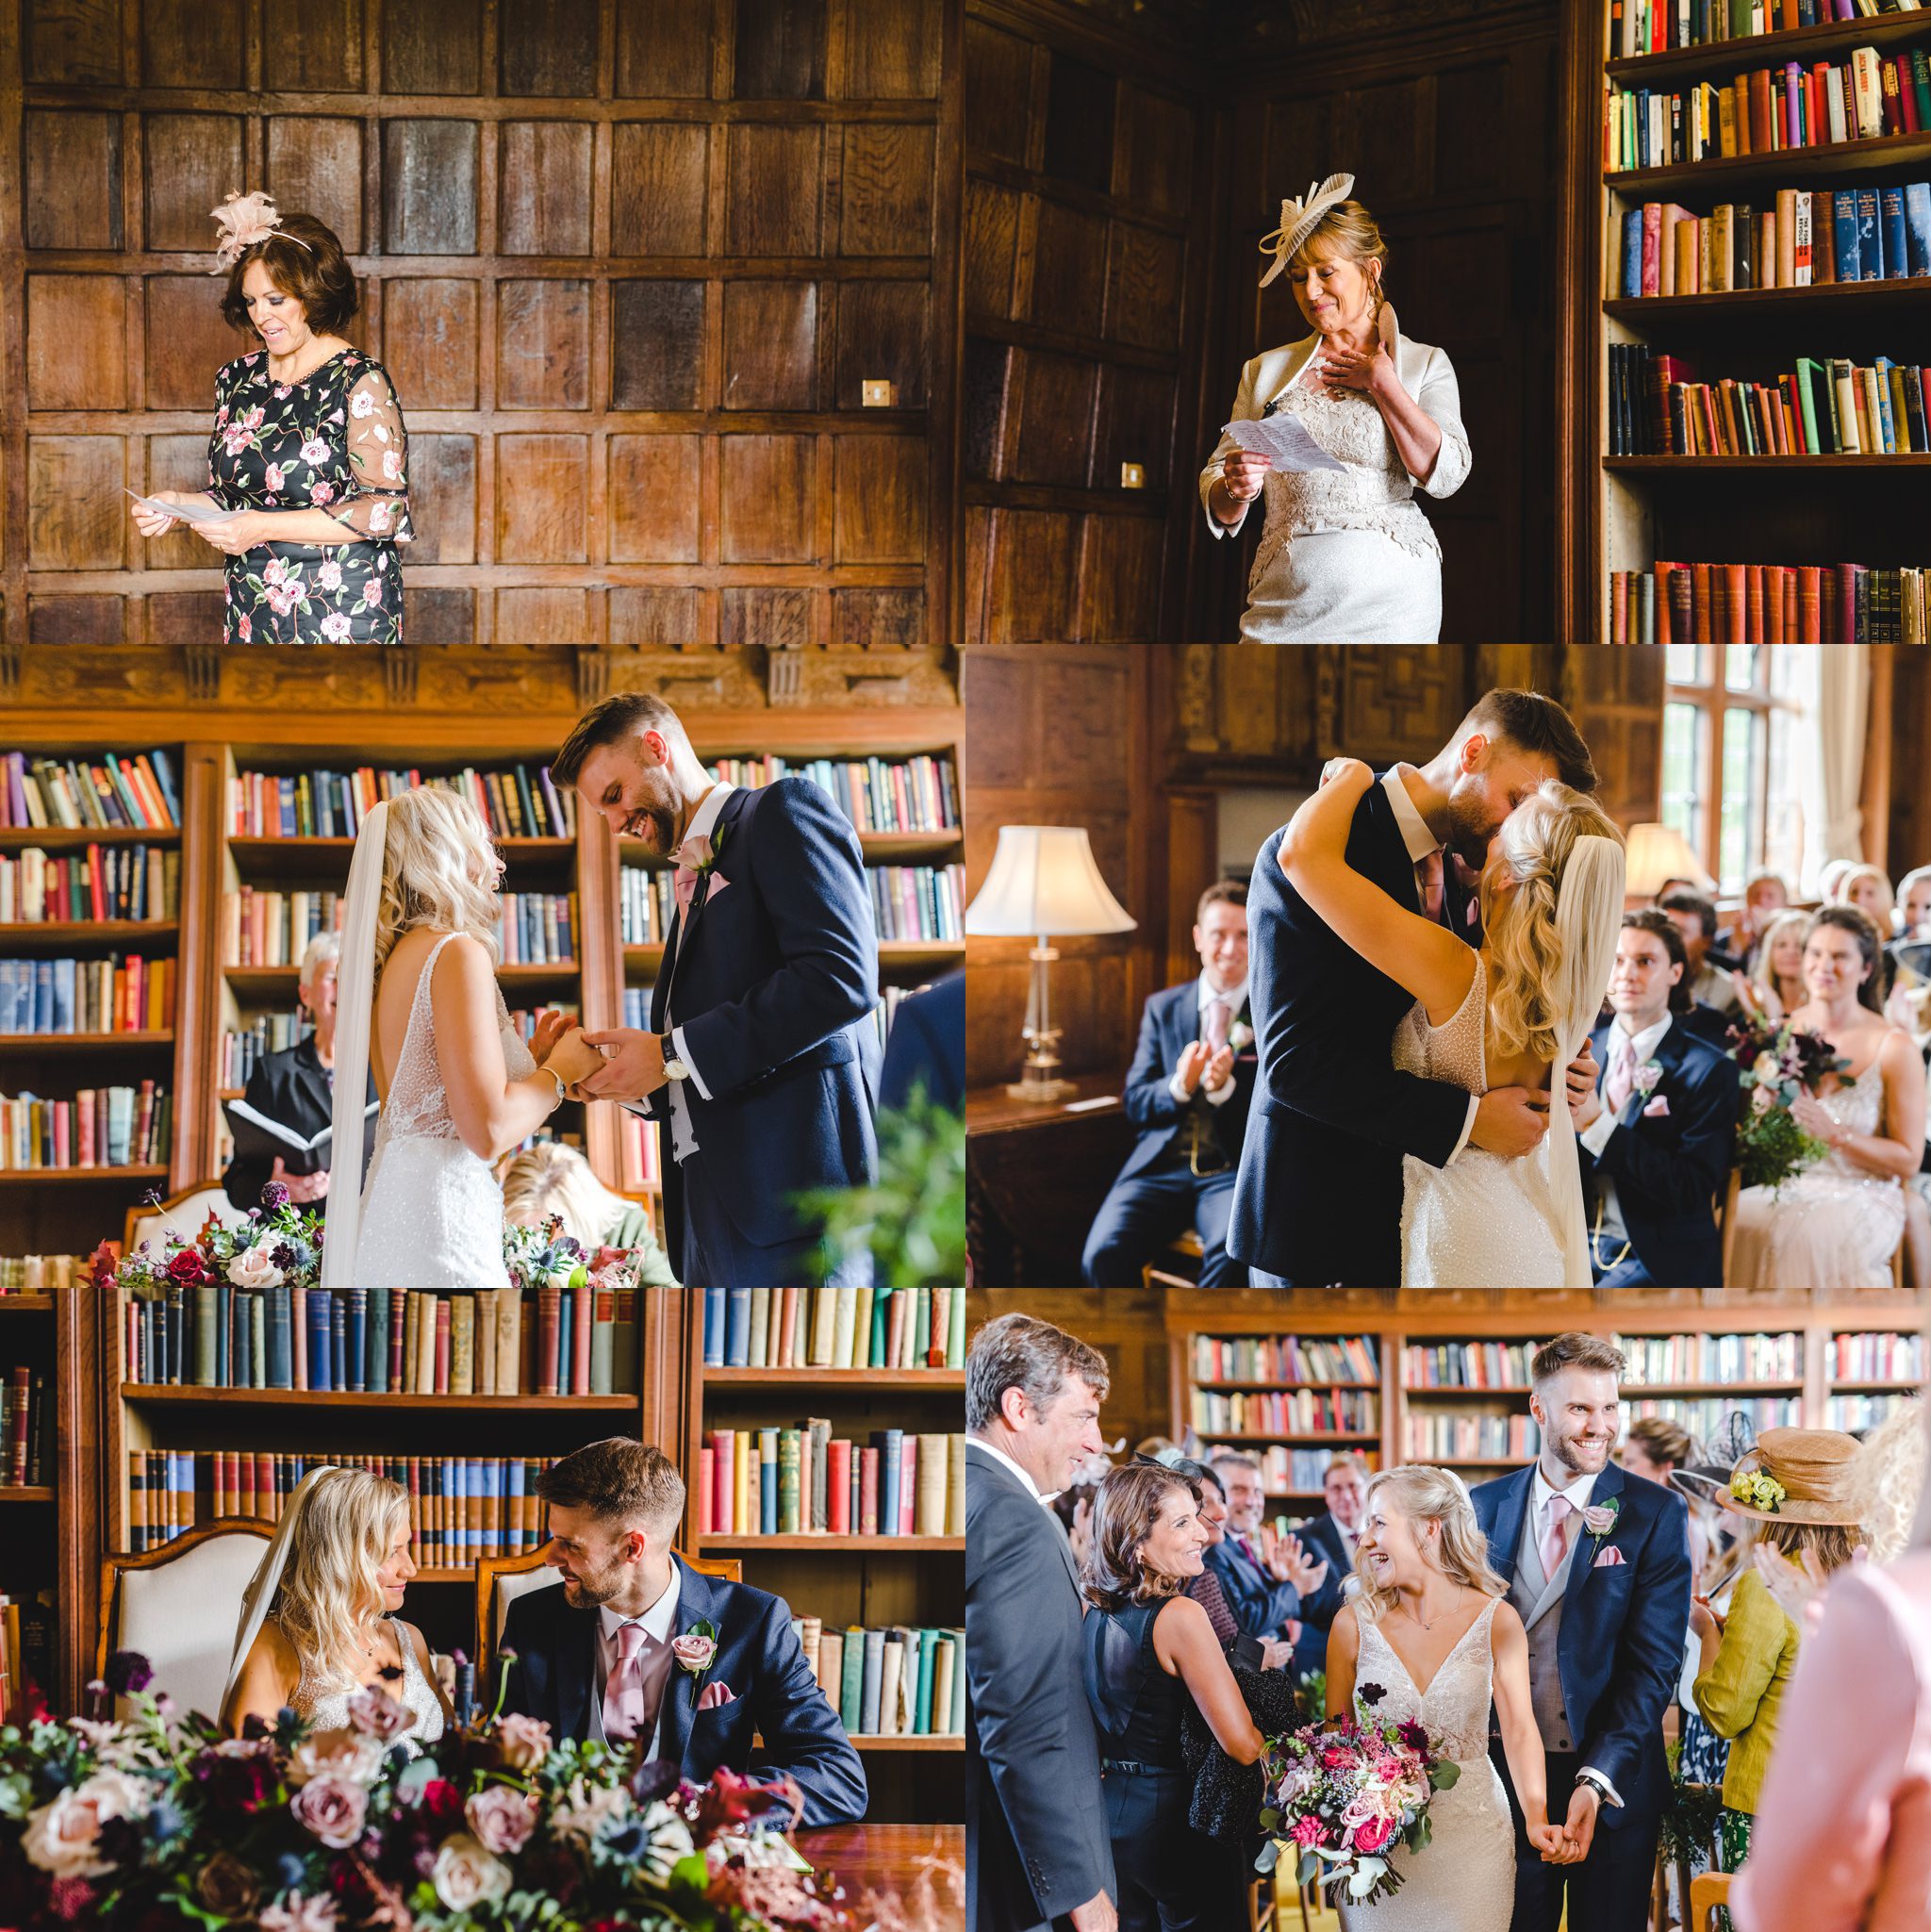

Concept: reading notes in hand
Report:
left=125, top=489, right=240, bottom=525
left=1220, top=414, right=1347, bottom=474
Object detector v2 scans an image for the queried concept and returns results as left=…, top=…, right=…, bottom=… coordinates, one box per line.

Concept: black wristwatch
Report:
left=659, top=1032, right=689, bottom=1082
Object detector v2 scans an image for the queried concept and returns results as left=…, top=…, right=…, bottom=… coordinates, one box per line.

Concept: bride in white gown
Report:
left=1279, top=760, right=1625, bottom=1287
left=1327, top=1466, right=1572, bottom=1931
left=323, top=785, right=602, bottom=1289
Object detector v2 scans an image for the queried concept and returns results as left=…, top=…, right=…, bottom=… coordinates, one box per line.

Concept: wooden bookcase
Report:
left=1562, top=5, right=1931, bottom=637
left=676, top=1296, right=964, bottom=1824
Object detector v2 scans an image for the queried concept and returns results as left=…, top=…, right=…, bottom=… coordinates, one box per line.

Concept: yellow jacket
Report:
left=1692, top=1566, right=1798, bottom=1813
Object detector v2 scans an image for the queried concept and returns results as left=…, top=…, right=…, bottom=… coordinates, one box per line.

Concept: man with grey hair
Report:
left=966, top=1314, right=1116, bottom=1932
left=1201, top=1450, right=1325, bottom=1650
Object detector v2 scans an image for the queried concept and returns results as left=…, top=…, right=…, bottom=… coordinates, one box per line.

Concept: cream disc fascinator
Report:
left=209, top=190, right=311, bottom=275
left=1258, top=173, right=1355, bottom=287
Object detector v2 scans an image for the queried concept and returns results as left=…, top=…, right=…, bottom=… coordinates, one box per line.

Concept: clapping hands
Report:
left=1258, top=1527, right=1330, bottom=1596
left=1176, top=1040, right=1235, bottom=1098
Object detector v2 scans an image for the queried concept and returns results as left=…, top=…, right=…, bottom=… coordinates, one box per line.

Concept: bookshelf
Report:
left=680, top=1287, right=966, bottom=1822
left=1565, top=2, right=1931, bottom=639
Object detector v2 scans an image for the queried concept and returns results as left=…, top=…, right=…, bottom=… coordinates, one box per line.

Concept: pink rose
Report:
left=290, top=1773, right=368, bottom=1848
left=320, top=611, right=353, bottom=642
left=493, top=1713, right=552, bottom=1772
left=364, top=576, right=383, bottom=607
left=317, top=559, right=343, bottom=591
left=671, top=1632, right=718, bottom=1675
left=346, top=1685, right=412, bottom=1741
left=264, top=464, right=285, bottom=491
left=262, top=557, right=289, bottom=588
left=311, top=481, right=334, bottom=504
left=431, top=1832, right=512, bottom=1912
left=369, top=501, right=391, bottom=532
left=1353, top=1816, right=1396, bottom=1856
left=260, top=1897, right=338, bottom=1932
left=236, top=614, right=252, bottom=641
left=22, top=1775, right=142, bottom=1879
left=465, top=1784, right=537, bottom=1855
left=226, top=1244, right=284, bottom=1291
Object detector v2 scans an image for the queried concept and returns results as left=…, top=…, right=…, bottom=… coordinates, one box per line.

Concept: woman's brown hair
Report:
left=220, top=213, right=357, bottom=338
left=1082, top=1463, right=1196, bottom=1612
left=1758, top=1516, right=1861, bottom=1574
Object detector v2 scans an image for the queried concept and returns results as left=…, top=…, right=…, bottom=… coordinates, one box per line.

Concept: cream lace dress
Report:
left=1338, top=1598, right=1515, bottom=1932
left=290, top=1615, right=444, bottom=1744
left=353, top=932, right=534, bottom=1287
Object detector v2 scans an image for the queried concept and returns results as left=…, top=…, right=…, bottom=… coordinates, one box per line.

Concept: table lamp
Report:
left=1624, top=822, right=1715, bottom=900
left=966, top=824, right=1137, bottom=1102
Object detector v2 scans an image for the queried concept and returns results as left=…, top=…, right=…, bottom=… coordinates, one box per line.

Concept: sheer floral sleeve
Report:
left=322, top=365, right=414, bottom=543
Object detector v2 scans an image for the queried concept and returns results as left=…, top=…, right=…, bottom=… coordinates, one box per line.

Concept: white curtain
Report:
left=1786, top=646, right=1868, bottom=896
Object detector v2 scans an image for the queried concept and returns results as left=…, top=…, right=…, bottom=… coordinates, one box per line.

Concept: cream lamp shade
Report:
left=964, top=825, right=1138, bottom=938
left=1624, top=821, right=1715, bottom=900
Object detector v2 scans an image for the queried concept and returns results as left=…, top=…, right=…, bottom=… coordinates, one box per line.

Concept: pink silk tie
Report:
left=1606, top=1029, right=1639, bottom=1115
left=603, top=1621, right=649, bottom=1742
left=1540, top=1494, right=1573, bottom=1582
left=1415, top=849, right=1446, bottom=923
left=1203, top=998, right=1230, bottom=1054
left=673, top=866, right=700, bottom=922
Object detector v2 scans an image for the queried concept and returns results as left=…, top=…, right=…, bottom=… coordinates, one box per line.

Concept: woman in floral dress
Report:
left=129, top=196, right=412, bottom=644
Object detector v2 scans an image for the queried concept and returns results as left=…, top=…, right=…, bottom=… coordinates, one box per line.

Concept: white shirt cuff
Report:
left=671, top=1024, right=711, bottom=1101
left=1444, top=1093, right=1477, bottom=1164
left=1204, top=1075, right=1237, bottom=1107
left=1167, top=1069, right=1195, bottom=1105
left=1579, top=1109, right=1619, bottom=1157
left=1578, top=1766, right=1625, bottom=1808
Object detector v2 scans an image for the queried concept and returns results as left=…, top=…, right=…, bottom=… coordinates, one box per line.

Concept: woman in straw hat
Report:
left=1690, top=1428, right=1866, bottom=1917
left=1198, top=174, right=1470, bottom=643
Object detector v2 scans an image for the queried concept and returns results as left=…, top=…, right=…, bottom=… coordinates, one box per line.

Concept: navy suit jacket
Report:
left=1202, top=1535, right=1300, bottom=1642
left=500, top=1559, right=866, bottom=1828
left=1230, top=780, right=1474, bottom=1285
left=1471, top=1461, right=1692, bottom=1828
left=1579, top=1014, right=1739, bottom=1287
left=1115, top=981, right=1261, bottom=1183
left=638, top=778, right=881, bottom=1257
left=878, top=969, right=964, bottom=1115
left=1289, top=1513, right=1354, bottom=1679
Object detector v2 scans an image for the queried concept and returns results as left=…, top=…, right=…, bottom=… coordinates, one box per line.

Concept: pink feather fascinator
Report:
left=208, top=190, right=310, bottom=275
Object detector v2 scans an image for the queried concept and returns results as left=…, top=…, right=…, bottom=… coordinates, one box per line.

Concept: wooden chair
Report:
left=1689, top=1870, right=1732, bottom=1931
left=123, top=1179, right=250, bottom=1258
left=98, top=1519, right=273, bottom=1723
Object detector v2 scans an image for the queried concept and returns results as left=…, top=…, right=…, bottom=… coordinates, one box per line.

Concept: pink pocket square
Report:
left=1593, top=1547, right=1626, bottom=1568
left=696, top=1681, right=735, bottom=1709
left=1642, top=1096, right=1671, bottom=1117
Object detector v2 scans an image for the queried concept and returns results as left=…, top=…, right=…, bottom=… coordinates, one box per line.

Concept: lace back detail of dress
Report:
left=1353, top=1597, right=1498, bottom=1764
left=290, top=1618, right=444, bottom=1743
left=372, top=933, right=462, bottom=1148
left=1391, top=956, right=1488, bottom=1100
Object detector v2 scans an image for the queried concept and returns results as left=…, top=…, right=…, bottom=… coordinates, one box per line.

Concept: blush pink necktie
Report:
left=1203, top=998, right=1230, bottom=1054
left=1606, top=1029, right=1639, bottom=1115
left=603, top=1621, right=649, bottom=1742
left=1415, top=849, right=1445, bottom=923
left=1541, top=1494, right=1573, bottom=1582
left=673, top=865, right=699, bottom=922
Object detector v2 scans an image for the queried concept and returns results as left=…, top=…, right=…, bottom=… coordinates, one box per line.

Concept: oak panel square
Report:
left=986, top=508, right=1072, bottom=643
left=384, top=0, right=480, bottom=94
left=498, top=280, right=590, bottom=409
left=404, top=433, right=477, bottom=565
left=833, top=281, right=928, bottom=410
left=29, top=597, right=124, bottom=642
left=963, top=180, right=1022, bottom=321
left=1043, top=51, right=1114, bottom=195
left=610, top=281, right=705, bottom=410
left=1075, top=513, right=1164, bottom=641
left=1013, top=352, right=1097, bottom=488
left=403, top=586, right=476, bottom=642
left=1114, top=86, right=1195, bottom=215
left=265, top=119, right=365, bottom=254
left=840, top=124, right=932, bottom=256
left=1094, top=364, right=1175, bottom=490
left=832, top=586, right=923, bottom=647
left=142, top=0, right=243, bottom=87
left=1029, top=199, right=1107, bottom=337
left=146, top=592, right=226, bottom=643
left=721, top=281, right=817, bottom=411
left=1104, top=221, right=1183, bottom=351
left=733, top=0, right=825, bottom=99
left=144, top=433, right=219, bottom=572
left=833, top=434, right=925, bottom=564
left=608, top=437, right=701, bottom=562
left=25, top=0, right=121, bottom=83
left=495, top=435, right=588, bottom=562
left=144, top=115, right=244, bottom=253
left=840, top=0, right=940, bottom=98
left=608, top=586, right=701, bottom=644
left=382, top=279, right=480, bottom=409
left=719, top=587, right=812, bottom=646
left=383, top=121, right=479, bottom=256
left=25, top=111, right=122, bottom=249
left=725, top=126, right=822, bottom=256
left=26, top=277, right=126, bottom=412
left=499, top=0, right=599, bottom=96
left=496, top=587, right=590, bottom=641
left=28, top=437, right=125, bottom=570
left=615, top=8, right=711, bottom=96
left=263, top=0, right=364, bottom=91
left=718, top=436, right=814, bottom=562
left=960, top=338, right=1010, bottom=481
left=964, top=19, right=1032, bottom=165
left=144, top=275, right=246, bottom=410
left=500, top=123, right=595, bottom=256
left=610, top=124, right=708, bottom=256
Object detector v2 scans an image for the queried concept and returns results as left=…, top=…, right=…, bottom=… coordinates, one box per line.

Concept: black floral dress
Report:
left=206, top=348, right=413, bottom=645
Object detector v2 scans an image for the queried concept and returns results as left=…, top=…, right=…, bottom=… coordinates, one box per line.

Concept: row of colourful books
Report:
left=0, top=955, right=176, bottom=1035
left=619, top=867, right=679, bottom=947
left=0, top=844, right=179, bottom=926
left=1627, top=1395, right=1803, bottom=1432
left=1612, top=183, right=1931, bottom=294
left=220, top=888, right=340, bottom=970
left=1, top=1366, right=49, bottom=1486
left=617, top=1110, right=662, bottom=1191
left=795, top=1618, right=965, bottom=1739
left=708, top=756, right=960, bottom=835
left=1233, top=1444, right=1379, bottom=1496
left=1606, top=44, right=1928, bottom=170
left=496, top=894, right=578, bottom=968
left=868, top=865, right=966, bottom=944
left=1609, top=559, right=1930, bottom=641
left=220, top=1016, right=314, bottom=1089
left=0, top=1257, right=88, bottom=1290
left=1825, top=1391, right=1911, bottom=1428
left=1191, top=1333, right=1381, bottom=1386
left=1188, top=1389, right=1380, bottom=1435
left=1401, top=1341, right=1541, bottom=1389
left=124, top=1283, right=642, bottom=1399
left=0, top=751, right=179, bottom=833
left=1824, top=1329, right=1923, bottom=1377
left=1613, top=1, right=1925, bottom=59
left=697, top=1426, right=964, bottom=1538
left=701, top=1286, right=967, bottom=1370
left=1619, top=1329, right=1804, bottom=1383
left=1407, top=1415, right=1542, bottom=1461
left=0, top=1083, right=169, bottom=1170
left=0, top=1592, right=55, bottom=1720
left=125, top=1452, right=560, bottom=1558
left=228, top=765, right=577, bottom=842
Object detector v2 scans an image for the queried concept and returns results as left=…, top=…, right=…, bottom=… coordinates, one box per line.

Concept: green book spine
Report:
left=589, top=1297, right=615, bottom=1396
left=778, top=1429, right=801, bottom=1534
left=949, top=1630, right=966, bottom=1733
left=251, top=1292, right=266, bottom=1386
left=748, top=1289, right=770, bottom=1368
left=1794, top=358, right=1823, bottom=454
left=916, top=1288, right=932, bottom=1363
left=870, top=1288, right=888, bottom=1367
left=839, top=1626, right=866, bottom=1732
left=948, top=1283, right=966, bottom=1366
left=371, top=1289, right=388, bottom=1393
left=192, top=1284, right=217, bottom=1386
left=915, top=1627, right=935, bottom=1735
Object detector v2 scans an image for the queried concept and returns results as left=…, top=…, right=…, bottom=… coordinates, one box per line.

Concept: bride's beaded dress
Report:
left=290, top=1615, right=444, bottom=1743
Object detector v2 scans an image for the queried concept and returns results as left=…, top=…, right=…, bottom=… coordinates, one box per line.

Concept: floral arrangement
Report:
left=1256, top=1686, right=1459, bottom=1907
left=1730, top=1469, right=1788, bottom=1514
left=502, top=1216, right=644, bottom=1294
left=1725, top=1015, right=1850, bottom=1194
left=0, top=1650, right=849, bottom=1932
left=89, top=1182, right=325, bottom=1296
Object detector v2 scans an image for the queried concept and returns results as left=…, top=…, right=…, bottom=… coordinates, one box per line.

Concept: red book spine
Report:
left=239, top=1449, right=256, bottom=1520
left=1611, top=571, right=1629, bottom=643
left=256, top=1451, right=273, bottom=1521
left=88, top=845, right=106, bottom=921
left=537, top=1287, right=561, bottom=1396
left=9, top=1367, right=29, bottom=1483
left=860, top=1445, right=880, bottom=1535
left=1797, top=565, right=1824, bottom=642
left=291, top=1287, right=308, bottom=1390
left=1692, top=562, right=1713, bottom=641
left=828, top=1438, right=852, bottom=1534
left=571, top=1281, right=591, bottom=1395
left=710, top=1429, right=734, bottom=1533
left=899, top=1435, right=918, bottom=1535
left=435, top=1300, right=452, bottom=1395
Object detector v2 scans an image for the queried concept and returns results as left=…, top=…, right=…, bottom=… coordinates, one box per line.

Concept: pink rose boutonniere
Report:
left=1632, top=1060, right=1664, bottom=1100
left=1582, top=1498, right=1623, bottom=1567
left=671, top=1620, right=719, bottom=1680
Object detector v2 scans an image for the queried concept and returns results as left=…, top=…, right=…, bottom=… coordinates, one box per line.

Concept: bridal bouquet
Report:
left=1256, top=1697, right=1460, bottom=1907
left=0, top=1649, right=848, bottom=1931
left=1725, top=1016, right=1851, bottom=1193
left=89, top=1181, right=325, bottom=1296
left=503, top=1215, right=645, bottom=1293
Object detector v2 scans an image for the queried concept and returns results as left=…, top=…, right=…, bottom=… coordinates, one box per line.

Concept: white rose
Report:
left=287, top=1728, right=386, bottom=1789
left=431, top=1831, right=513, bottom=1911
left=317, top=559, right=343, bottom=590
left=23, top=1769, right=153, bottom=1879
left=227, top=1245, right=284, bottom=1290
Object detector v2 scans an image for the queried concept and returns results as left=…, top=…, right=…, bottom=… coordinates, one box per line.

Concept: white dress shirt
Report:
left=1527, top=1463, right=1623, bottom=1807
left=1382, top=769, right=1478, bottom=1162
left=967, top=1433, right=1055, bottom=1507
left=1169, top=972, right=1250, bottom=1109
left=1579, top=1012, right=1673, bottom=1251
left=595, top=1567, right=682, bottom=1760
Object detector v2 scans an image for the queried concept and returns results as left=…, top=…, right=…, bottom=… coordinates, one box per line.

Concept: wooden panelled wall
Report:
left=966, top=1286, right=1172, bottom=1451
left=958, top=0, right=1214, bottom=649
left=0, top=0, right=954, bottom=649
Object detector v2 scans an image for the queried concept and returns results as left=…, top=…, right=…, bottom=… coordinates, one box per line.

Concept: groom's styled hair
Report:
left=536, top=1437, right=685, bottom=1538
left=1531, top=1331, right=1626, bottom=1389
left=548, top=692, right=693, bottom=791
left=1462, top=689, right=1598, bottom=795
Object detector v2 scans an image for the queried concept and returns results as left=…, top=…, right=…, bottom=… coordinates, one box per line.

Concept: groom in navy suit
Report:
left=1575, top=912, right=1740, bottom=1287
left=550, top=693, right=881, bottom=1288
left=501, top=1437, right=866, bottom=1827
left=1471, top=1334, right=1692, bottom=1932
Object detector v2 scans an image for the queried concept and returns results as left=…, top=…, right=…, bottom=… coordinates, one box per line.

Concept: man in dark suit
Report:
left=1575, top=911, right=1740, bottom=1288
left=967, top=1313, right=1116, bottom=1932
left=1230, top=689, right=1599, bottom=1287
left=501, top=1437, right=865, bottom=1827
left=879, top=968, right=965, bottom=1115
left=1201, top=1452, right=1326, bottom=1647
left=1082, top=881, right=1258, bottom=1287
left=1471, top=1333, right=1692, bottom=1932
left=550, top=693, right=881, bottom=1289
left=1659, top=889, right=1746, bottom=1047
left=1288, top=1452, right=1369, bottom=1682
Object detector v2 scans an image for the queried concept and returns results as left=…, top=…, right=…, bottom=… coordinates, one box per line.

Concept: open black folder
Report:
left=222, top=1096, right=378, bottom=1177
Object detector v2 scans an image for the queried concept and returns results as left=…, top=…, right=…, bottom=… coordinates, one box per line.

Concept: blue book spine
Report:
left=266, top=1285, right=291, bottom=1389
left=454, top=1460, right=469, bottom=1560
left=485, top=1461, right=502, bottom=1558
left=1906, top=183, right=1931, bottom=277
left=1856, top=185, right=1883, bottom=280
left=307, top=1291, right=333, bottom=1392
left=1880, top=186, right=1908, bottom=283
left=703, top=1287, right=726, bottom=1365
left=347, top=1289, right=366, bottom=1393
left=508, top=1459, right=527, bottom=1548
left=331, top=1293, right=347, bottom=1391
left=33, top=960, right=53, bottom=1032
left=51, top=959, right=74, bottom=1033
left=725, top=1289, right=751, bottom=1367
left=1621, top=208, right=1643, bottom=296
left=0, top=961, right=16, bottom=1033
left=557, top=1291, right=573, bottom=1387
left=1874, top=357, right=1899, bottom=453
left=1834, top=188, right=1862, bottom=281
left=761, top=1428, right=778, bottom=1534
left=215, top=1281, right=230, bottom=1385
left=879, top=1428, right=902, bottom=1538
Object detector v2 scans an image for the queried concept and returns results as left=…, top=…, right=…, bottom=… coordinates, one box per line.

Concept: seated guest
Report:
left=1202, top=1452, right=1326, bottom=1646
left=1619, top=1417, right=1705, bottom=1572
left=1842, top=866, right=1900, bottom=1001
left=1288, top=1452, right=1368, bottom=1682
left=1730, top=909, right=1923, bottom=1291
left=1895, top=865, right=1931, bottom=942
left=1082, top=882, right=1258, bottom=1288
left=1743, top=909, right=1811, bottom=1025
left=1819, top=858, right=1855, bottom=904
left=878, top=967, right=965, bottom=1115
left=1081, top=1462, right=1264, bottom=1932
left=1717, top=869, right=1789, bottom=975
left=502, top=1437, right=865, bottom=1827
left=1660, top=889, right=1745, bottom=1043
left=1574, top=911, right=1739, bottom=1288
left=500, top=1141, right=677, bottom=1284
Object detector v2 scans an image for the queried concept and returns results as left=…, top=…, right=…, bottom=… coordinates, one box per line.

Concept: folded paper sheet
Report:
left=1220, top=414, right=1347, bottom=473
left=125, top=488, right=240, bottom=524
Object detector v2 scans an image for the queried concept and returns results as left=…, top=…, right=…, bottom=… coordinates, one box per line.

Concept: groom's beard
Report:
left=1547, top=1426, right=1611, bottom=1476
left=1442, top=792, right=1504, bottom=872
left=623, top=803, right=676, bottom=853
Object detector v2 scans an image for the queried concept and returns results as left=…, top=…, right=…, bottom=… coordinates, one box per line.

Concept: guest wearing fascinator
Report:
left=128, top=192, right=413, bottom=646
left=1198, top=173, right=1470, bottom=643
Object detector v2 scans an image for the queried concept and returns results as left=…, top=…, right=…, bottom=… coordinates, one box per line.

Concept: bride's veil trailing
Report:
left=321, top=799, right=389, bottom=1291
left=221, top=1464, right=344, bottom=1712
left=1546, top=834, right=1628, bottom=1288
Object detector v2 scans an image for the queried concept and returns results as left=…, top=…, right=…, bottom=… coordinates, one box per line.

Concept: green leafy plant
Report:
left=795, top=1088, right=966, bottom=1288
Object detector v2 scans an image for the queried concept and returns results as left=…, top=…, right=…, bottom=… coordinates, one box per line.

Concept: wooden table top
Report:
left=797, top=1823, right=965, bottom=1924
left=966, top=1069, right=1123, bottom=1134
